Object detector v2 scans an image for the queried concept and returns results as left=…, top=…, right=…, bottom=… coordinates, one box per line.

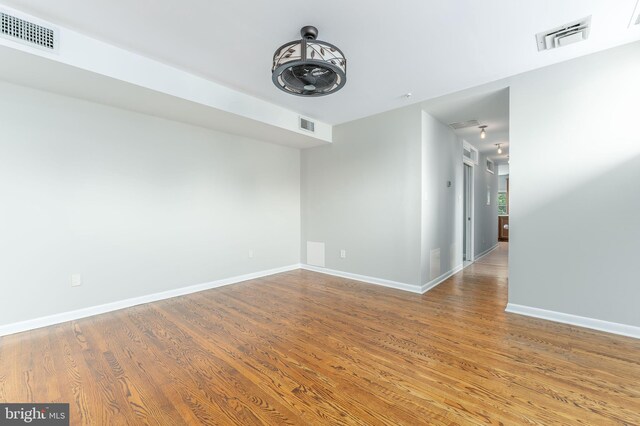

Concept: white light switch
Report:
left=248, top=249, right=254, bottom=259
left=71, top=274, right=82, bottom=287
left=340, top=249, right=346, bottom=259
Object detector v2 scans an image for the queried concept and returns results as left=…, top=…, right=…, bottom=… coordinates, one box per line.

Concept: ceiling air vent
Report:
left=299, top=117, right=315, bottom=133
left=449, top=120, right=480, bottom=130
left=0, top=10, right=58, bottom=52
left=536, top=16, right=591, bottom=52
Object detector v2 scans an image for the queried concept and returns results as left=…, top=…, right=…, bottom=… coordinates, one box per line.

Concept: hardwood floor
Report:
left=1, top=243, right=639, bottom=425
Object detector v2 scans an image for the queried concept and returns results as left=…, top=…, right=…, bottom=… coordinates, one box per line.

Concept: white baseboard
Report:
left=421, top=264, right=463, bottom=293
left=474, top=243, right=499, bottom=262
left=0, top=264, right=300, bottom=337
left=300, top=264, right=423, bottom=294
left=505, top=303, right=640, bottom=339
left=301, top=264, right=464, bottom=295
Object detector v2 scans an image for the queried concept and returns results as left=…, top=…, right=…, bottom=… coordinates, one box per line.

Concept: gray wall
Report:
left=421, top=112, right=463, bottom=284
left=301, top=106, right=423, bottom=286
left=474, top=153, right=499, bottom=257
left=6, top=41, right=639, bottom=331
left=0, top=81, right=301, bottom=325
left=301, top=107, right=465, bottom=288
left=509, top=41, right=640, bottom=327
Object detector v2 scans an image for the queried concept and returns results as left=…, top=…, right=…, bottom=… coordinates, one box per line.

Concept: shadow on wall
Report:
left=510, top=153, right=640, bottom=327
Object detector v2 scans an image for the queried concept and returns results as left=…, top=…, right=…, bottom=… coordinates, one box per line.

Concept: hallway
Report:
left=0, top=243, right=639, bottom=424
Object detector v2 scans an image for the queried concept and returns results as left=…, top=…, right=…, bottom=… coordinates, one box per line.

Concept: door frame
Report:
left=463, top=159, right=475, bottom=264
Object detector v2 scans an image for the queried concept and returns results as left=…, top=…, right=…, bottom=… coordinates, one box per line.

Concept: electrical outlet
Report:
left=71, top=274, right=82, bottom=287
left=340, top=249, right=346, bottom=259
left=248, top=249, right=254, bottom=259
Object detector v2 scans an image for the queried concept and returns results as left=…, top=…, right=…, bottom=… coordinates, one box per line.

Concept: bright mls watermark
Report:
left=0, top=404, right=69, bottom=425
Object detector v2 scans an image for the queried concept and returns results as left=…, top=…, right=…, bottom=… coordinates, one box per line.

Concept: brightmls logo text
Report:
left=0, top=404, right=69, bottom=425
left=5, top=406, right=46, bottom=422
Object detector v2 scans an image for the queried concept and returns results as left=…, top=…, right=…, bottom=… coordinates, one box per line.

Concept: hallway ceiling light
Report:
left=479, top=125, right=487, bottom=139
left=496, top=144, right=503, bottom=154
left=272, top=26, right=347, bottom=97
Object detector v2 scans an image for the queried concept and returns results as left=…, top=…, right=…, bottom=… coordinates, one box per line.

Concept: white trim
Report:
left=474, top=243, right=499, bottom=262
left=486, top=158, right=495, bottom=174
left=463, top=140, right=479, bottom=165
left=301, top=264, right=464, bottom=295
left=421, top=264, right=464, bottom=293
left=463, top=160, right=475, bottom=263
left=505, top=303, right=640, bottom=339
left=0, top=264, right=300, bottom=337
left=300, top=264, right=422, bottom=294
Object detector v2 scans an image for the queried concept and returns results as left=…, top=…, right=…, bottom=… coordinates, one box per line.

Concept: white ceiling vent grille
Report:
left=299, top=117, right=315, bottom=133
left=449, top=120, right=480, bottom=130
left=536, top=16, right=591, bottom=52
left=0, top=10, right=58, bottom=52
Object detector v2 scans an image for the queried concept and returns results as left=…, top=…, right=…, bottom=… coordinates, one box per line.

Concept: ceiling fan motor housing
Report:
left=272, top=26, right=347, bottom=97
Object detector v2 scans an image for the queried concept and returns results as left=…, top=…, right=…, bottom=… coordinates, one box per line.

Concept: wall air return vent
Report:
left=0, top=10, right=58, bottom=52
left=449, top=120, right=480, bottom=130
left=536, top=16, right=591, bottom=52
left=299, top=117, right=315, bottom=133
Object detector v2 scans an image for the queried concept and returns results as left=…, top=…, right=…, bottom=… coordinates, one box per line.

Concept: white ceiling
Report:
left=2, top=0, right=640, bottom=125
left=423, top=88, right=510, bottom=163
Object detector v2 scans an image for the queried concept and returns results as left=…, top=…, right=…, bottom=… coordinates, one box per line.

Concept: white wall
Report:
left=421, top=112, right=463, bottom=285
left=0, top=81, right=301, bottom=326
left=509, top=41, right=640, bottom=327
left=474, top=153, right=499, bottom=256
left=301, top=106, right=423, bottom=287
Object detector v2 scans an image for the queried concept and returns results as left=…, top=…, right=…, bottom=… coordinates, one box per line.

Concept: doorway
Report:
left=498, top=170, right=509, bottom=242
left=463, top=162, right=474, bottom=263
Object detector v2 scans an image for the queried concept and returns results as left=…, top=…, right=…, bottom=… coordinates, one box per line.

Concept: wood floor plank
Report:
left=1, top=243, right=639, bottom=425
